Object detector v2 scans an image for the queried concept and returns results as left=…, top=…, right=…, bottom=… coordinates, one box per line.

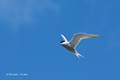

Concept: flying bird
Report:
left=58, top=33, right=102, bottom=59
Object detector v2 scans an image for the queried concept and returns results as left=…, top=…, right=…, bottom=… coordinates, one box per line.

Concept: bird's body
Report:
left=61, top=42, right=75, bottom=53
left=58, top=33, right=102, bottom=59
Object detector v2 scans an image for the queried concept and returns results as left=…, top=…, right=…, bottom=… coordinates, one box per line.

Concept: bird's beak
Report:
left=57, top=43, right=60, bottom=44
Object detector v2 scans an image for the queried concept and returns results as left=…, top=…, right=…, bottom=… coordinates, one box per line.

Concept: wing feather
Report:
left=69, top=33, right=102, bottom=47
left=61, top=34, right=68, bottom=42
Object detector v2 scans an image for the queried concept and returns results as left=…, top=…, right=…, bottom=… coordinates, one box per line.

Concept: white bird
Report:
left=58, top=33, right=102, bottom=59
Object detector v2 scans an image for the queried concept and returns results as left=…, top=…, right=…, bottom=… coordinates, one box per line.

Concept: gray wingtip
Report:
left=99, top=35, right=103, bottom=37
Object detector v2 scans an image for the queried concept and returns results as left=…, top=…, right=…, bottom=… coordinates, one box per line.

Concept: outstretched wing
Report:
left=69, top=33, right=102, bottom=48
left=61, top=34, right=68, bottom=42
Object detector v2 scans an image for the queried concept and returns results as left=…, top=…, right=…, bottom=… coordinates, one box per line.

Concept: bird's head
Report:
left=58, top=41, right=65, bottom=44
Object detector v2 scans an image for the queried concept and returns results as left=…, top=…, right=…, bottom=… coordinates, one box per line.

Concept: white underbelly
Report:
left=62, top=45, right=75, bottom=53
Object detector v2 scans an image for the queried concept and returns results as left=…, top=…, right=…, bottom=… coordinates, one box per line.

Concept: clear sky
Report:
left=0, top=0, right=120, bottom=80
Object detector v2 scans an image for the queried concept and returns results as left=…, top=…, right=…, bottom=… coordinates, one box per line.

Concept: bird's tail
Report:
left=74, top=51, right=84, bottom=59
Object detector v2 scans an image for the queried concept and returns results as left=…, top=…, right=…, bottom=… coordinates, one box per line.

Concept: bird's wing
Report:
left=69, top=33, right=102, bottom=47
left=61, top=34, right=68, bottom=42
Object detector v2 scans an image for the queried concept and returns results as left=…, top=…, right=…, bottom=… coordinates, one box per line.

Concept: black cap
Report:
left=60, top=41, right=65, bottom=43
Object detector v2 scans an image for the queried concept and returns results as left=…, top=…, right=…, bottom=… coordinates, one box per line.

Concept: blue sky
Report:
left=0, top=0, right=120, bottom=80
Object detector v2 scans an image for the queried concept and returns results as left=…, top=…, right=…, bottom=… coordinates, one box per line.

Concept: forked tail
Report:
left=75, top=51, right=84, bottom=59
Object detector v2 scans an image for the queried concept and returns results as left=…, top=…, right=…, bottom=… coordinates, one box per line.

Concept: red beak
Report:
left=58, top=43, right=60, bottom=44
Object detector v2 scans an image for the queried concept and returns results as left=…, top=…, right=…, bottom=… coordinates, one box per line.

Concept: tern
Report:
left=58, top=33, right=102, bottom=59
